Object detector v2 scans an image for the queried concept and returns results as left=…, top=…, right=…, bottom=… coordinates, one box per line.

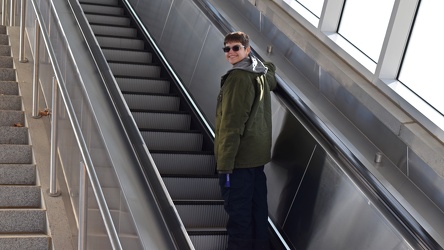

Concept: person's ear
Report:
left=246, top=46, right=251, bottom=54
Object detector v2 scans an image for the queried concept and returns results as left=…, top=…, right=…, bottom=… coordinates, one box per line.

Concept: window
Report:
left=398, top=0, right=444, bottom=116
left=338, top=0, right=395, bottom=62
left=283, top=0, right=325, bottom=26
left=295, top=0, right=324, bottom=18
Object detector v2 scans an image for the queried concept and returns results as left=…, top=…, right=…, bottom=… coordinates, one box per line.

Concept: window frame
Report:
left=273, top=0, right=444, bottom=141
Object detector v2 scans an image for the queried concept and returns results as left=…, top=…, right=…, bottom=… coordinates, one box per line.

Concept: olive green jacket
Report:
left=215, top=57, right=277, bottom=173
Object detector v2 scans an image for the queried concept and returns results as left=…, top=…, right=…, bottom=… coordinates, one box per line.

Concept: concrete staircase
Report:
left=0, top=25, right=50, bottom=250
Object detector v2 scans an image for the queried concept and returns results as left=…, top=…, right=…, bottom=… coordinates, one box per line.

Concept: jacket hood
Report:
left=229, top=56, right=268, bottom=74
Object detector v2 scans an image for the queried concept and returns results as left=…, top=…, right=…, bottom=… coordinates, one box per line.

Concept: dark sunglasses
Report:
left=222, top=45, right=245, bottom=53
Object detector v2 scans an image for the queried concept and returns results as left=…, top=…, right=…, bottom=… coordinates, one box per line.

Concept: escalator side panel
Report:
left=268, top=105, right=415, bottom=250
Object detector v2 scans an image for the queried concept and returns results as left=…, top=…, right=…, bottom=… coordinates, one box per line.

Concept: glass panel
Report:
left=398, top=0, right=444, bottom=115
left=283, top=0, right=323, bottom=26
left=338, top=0, right=395, bottom=62
left=296, top=0, right=325, bottom=18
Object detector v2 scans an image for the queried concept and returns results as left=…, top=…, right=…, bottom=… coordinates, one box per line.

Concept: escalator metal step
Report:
left=132, top=111, right=191, bottom=130
left=163, top=177, right=220, bottom=200
left=116, top=77, right=170, bottom=94
left=80, top=0, right=119, bottom=6
left=151, top=152, right=215, bottom=175
left=102, top=48, right=152, bottom=64
left=175, top=202, right=227, bottom=228
left=189, top=233, right=228, bottom=250
left=80, top=1, right=229, bottom=247
left=123, top=94, right=180, bottom=111
left=85, top=14, right=131, bottom=26
left=96, top=36, right=145, bottom=50
left=80, top=3, right=124, bottom=16
left=90, top=24, right=137, bottom=38
left=109, top=62, right=160, bottom=78
left=140, top=131, right=203, bottom=151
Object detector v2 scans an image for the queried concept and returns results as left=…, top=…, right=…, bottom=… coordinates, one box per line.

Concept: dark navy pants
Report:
left=219, top=166, right=270, bottom=250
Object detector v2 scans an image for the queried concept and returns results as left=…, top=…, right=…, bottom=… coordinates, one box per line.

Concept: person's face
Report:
left=223, top=41, right=250, bottom=65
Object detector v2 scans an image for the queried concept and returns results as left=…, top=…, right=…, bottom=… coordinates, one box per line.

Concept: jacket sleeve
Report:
left=216, top=72, right=255, bottom=172
left=264, top=62, right=277, bottom=91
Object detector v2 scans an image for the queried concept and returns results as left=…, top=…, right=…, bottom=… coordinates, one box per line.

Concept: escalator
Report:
left=79, top=1, right=228, bottom=249
left=72, top=0, right=443, bottom=249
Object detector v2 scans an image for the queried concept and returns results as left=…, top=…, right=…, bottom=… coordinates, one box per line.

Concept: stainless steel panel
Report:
left=160, top=0, right=214, bottom=88
left=266, top=104, right=317, bottom=226
left=130, top=0, right=173, bottom=43
left=283, top=148, right=413, bottom=250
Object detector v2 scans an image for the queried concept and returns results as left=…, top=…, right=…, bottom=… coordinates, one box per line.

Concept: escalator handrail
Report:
left=66, top=0, right=194, bottom=249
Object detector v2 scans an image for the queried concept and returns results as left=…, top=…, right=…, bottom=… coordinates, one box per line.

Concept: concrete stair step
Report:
left=0, top=145, right=32, bottom=164
left=0, top=164, right=36, bottom=185
left=0, top=56, right=13, bottom=68
left=0, top=110, right=25, bottom=126
left=0, top=95, right=21, bottom=110
left=0, top=209, right=46, bottom=233
left=0, top=234, right=50, bottom=250
left=0, top=34, right=9, bottom=45
left=0, top=126, right=29, bottom=144
left=0, top=186, right=41, bottom=207
left=0, top=68, right=15, bottom=81
left=0, top=81, right=19, bottom=95
left=0, top=45, right=11, bottom=57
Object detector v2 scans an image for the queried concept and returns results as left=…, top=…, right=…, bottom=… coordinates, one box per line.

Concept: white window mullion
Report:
left=375, top=0, right=419, bottom=80
left=319, top=0, right=345, bottom=32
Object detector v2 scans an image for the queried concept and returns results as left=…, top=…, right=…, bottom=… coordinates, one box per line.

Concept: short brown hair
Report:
left=224, top=31, right=250, bottom=48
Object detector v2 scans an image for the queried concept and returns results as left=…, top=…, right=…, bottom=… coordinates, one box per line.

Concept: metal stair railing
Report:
left=26, top=0, right=122, bottom=249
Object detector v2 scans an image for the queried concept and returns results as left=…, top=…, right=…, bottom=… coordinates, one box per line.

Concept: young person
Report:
left=215, top=31, right=277, bottom=250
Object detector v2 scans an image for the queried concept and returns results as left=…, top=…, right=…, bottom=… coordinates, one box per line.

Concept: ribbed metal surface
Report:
left=140, top=131, right=203, bottom=151
left=175, top=203, right=227, bottom=228
left=81, top=0, right=118, bottom=5
left=109, top=62, right=161, bottom=78
left=81, top=4, right=124, bottom=15
left=91, top=24, right=137, bottom=38
left=123, top=94, right=180, bottom=111
left=132, top=112, right=191, bottom=130
left=151, top=153, right=215, bottom=175
left=96, top=36, right=145, bottom=50
left=102, top=49, right=152, bottom=64
left=86, top=14, right=131, bottom=26
left=116, top=78, right=170, bottom=94
left=189, top=234, right=228, bottom=250
left=81, top=2, right=225, bottom=248
left=163, top=177, right=220, bottom=200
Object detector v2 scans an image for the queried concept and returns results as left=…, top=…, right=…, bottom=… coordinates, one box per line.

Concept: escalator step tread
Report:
left=108, top=61, right=155, bottom=67
left=95, top=34, right=141, bottom=41
left=139, top=128, right=201, bottom=133
left=131, top=110, right=188, bottom=114
left=187, top=228, right=227, bottom=234
left=174, top=200, right=224, bottom=205
left=162, top=174, right=217, bottom=178
left=84, top=12, right=128, bottom=18
left=122, top=91, right=176, bottom=96
left=94, top=34, right=139, bottom=40
left=101, top=46, right=145, bottom=52
left=90, top=22, right=133, bottom=29
left=79, top=2, right=118, bottom=7
left=150, top=150, right=213, bottom=155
